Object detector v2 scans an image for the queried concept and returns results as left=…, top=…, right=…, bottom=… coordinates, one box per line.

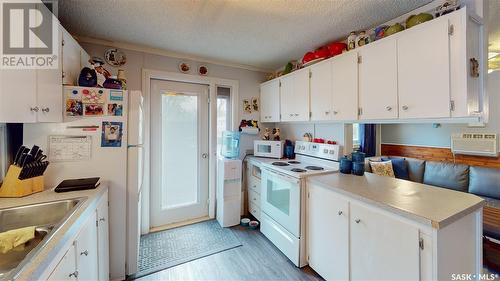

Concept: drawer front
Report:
left=248, top=188, right=260, bottom=207
left=248, top=177, right=261, bottom=194
left=249, top=202, right=261, bottom=220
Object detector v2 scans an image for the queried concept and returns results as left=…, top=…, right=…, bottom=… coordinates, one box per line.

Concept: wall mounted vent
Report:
left=451, top=133, right=498, bottom=157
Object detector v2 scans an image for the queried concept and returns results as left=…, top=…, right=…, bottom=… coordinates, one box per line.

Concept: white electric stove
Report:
left=260, top=141, right=342, bottom=267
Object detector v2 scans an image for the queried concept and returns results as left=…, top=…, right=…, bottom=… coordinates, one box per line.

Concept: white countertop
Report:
left=0, top=186, right=108, bottom=280
left=308, top=172, right=485, bottom=229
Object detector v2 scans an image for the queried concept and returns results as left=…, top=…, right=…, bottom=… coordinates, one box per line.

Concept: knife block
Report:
left=0, top=165, right=44, bottom=197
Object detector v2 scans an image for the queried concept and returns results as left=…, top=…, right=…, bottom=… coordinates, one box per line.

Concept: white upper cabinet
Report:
left=62, top=29, right=83, bottom=86
left=398, top=15, right=451, bottom=119
left=280, top=68, right=310, bottom=122
left=310, top=60, right=333, bottom=121
left=37, top=26, right=63, bottom=123
left=0, top=69, right=38, bottom=123
left=358, top=39, right=398, bottom=120
left=350, top=202, right=420, bottom=281
left=260, top=79, right=280, bottom=122
left=331, top=51, right=358, bottom=121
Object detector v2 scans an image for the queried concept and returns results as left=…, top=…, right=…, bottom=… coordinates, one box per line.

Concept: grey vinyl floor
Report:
left=135, top=225, right=323, bottom=281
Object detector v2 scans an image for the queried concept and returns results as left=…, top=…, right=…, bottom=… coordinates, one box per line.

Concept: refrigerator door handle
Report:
left=128, top=144, right=143, bottom=148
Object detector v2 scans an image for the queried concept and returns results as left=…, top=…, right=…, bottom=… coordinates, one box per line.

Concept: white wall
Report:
left=80, top=42, right=267, bottom=154
left=277, top=123, right=353, bottom=155
left=381, top=70, right=500, bottom=147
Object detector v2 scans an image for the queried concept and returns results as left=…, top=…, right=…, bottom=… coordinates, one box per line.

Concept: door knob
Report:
left=338, top=211, right=343, bottom=216
left=386, top=106, right=392, bottom=111
left=80, top=250, right=89, bottom=256
left=69, top=271, right=79, bottom=278
left=30, top=106, right=39, bottom=112
left=402, top=105, right=409, bottom=111
left=355, top=219, right=361, bottom=224
left=41, top=107, right=50, bottom=113
left=202, top=153, right=208, bottom=159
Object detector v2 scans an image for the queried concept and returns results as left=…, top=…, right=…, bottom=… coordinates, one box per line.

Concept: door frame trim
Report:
left=142, top=69, right=239, bottom=233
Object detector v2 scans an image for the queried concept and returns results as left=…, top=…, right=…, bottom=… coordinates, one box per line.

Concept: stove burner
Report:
left=272, top=162, right=290, bottom=166
left=305, top=166, right=324, bottom=171
left=291, top=168, right=306, bottom=173
left=288, top=161, right=301, bottom=164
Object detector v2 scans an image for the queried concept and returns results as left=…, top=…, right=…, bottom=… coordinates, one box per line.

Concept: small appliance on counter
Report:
left=55, top=177, right=101, bottom=192
left=254, top=140, right=284, bottom=159
left=0, top=145, right=48, bottom=197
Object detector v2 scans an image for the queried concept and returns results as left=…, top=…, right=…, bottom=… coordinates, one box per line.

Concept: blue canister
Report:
left=351, top=151, right=366, bottom=163
left=340, top=156, right=353, bottom=174
left=352, top=162, right=365, bottom=176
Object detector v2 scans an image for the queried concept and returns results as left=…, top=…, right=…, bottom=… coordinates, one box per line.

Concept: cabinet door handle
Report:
left=99, top=217, right=106, bottom=222
left=41, top=107, right=50, bottom=113
left=355, top=219, right=361, bottom=224
left=386, top=106, right=392, bottom=111
left=80, top=250, right=89, bottom=256
left=30, top=106, right=39, bottom=112
left=294, top=113, right=299, bottom=116
left=69, top=271, right=79, bottom=278
left=333, top=111, right=338, bottom=115
left=402, top=105, right=409, bottom=111
left=325, top=111, right=330, bottom=115
left=338, top=211, right=343, bottom=216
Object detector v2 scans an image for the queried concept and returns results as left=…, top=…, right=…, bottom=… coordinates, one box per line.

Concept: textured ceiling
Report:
left=58, top=0, right=434, bottom=71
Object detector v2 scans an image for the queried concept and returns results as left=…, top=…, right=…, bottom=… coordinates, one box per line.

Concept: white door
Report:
left=150, top=79, right=210, bottom=227
left=47, top=244, right=77, bottom=281
left=260, top=80, right=280, bottom=122
left=332, top=51, right=359, bottom=121
left=358, top=39, right=398, bottom=120
left=96, top=192, right=109, bottom=281
left=310, top=60, right=333, bottom=121
left=75, top=213, right=98, bottom=281
left=280, top=68, right=309, bottom=122
left=398, top=16, right=451, bottom=118
left=350, top=202, right=420, bottom=281
left=307, top=184, right=349, bottom=281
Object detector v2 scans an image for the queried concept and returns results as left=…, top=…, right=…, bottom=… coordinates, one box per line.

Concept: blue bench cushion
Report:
left=470, top=167, right=500, bottom=199
left=423, top=161, right=469, bottom=192
left=382, top=157, right=409, bottom=180
left=389, top=156, right=426, bottom=183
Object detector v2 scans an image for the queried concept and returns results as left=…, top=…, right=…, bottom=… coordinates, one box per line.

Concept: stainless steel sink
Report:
left=0, top=198, right=85, bottom=280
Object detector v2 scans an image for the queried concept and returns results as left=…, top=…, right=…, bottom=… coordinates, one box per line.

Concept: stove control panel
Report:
left=294, top=141, right=342, bottom=161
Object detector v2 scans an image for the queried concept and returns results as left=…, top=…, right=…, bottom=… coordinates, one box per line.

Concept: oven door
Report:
left=261, top=168, right=301, bottom=237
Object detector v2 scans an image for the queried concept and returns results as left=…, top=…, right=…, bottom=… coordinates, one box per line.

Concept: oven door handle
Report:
left=262, top=168, right=300, bottom=184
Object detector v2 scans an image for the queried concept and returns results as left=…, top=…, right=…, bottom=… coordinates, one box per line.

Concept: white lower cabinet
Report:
left=97, top=193, right=110, bottom=281
left=350, top=202, right=420, bottom=281
left=47, top=245, right=78, bottom=281
left=307, top=184, right=349, bottom=281
left=75, top=213, right=99, bottom=281
left=45, top=191, right=109, bottom=281
left=307, top=183, right=481, bottom=281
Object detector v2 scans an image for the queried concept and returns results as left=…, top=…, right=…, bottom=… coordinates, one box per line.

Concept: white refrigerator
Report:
left=23, top=86, right=144, bottom=280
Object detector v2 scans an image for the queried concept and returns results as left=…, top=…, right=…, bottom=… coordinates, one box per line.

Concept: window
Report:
left=352, top=123, right=360, bottom=149
left=216, top=87, right=232, bottom=155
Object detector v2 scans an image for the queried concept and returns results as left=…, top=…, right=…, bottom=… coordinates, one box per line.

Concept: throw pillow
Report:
left=369, top=160, right=395, bottom=177
left=382, top=157, right=410, bottom=180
